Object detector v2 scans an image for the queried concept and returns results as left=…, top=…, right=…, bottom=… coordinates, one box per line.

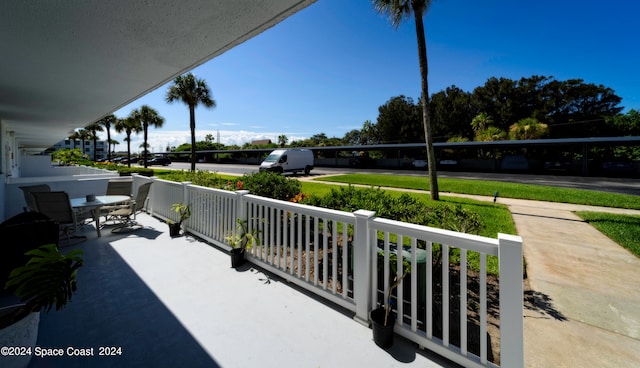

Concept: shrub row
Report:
left=302, top=185, right=482, bottom=234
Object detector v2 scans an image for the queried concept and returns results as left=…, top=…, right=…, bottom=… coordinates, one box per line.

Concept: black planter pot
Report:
left=370, top=307, right=396, bottom=349
left=230, top=248, right=245, bottom=268
left=168, top=222, right=182, bottom=237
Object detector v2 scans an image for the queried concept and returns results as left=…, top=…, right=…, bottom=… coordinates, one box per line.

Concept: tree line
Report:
left=342, top=75, right=636, bottom=146
left=69, top=73, right=638, bottom=163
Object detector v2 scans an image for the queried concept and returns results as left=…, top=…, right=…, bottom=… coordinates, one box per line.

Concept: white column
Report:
left=498, top=233, right=524, bottom=368
left=353, top=209, right=376, bottom=326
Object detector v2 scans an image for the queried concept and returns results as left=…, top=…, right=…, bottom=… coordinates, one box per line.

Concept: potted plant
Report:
left=225, top=218, right=260, bottom=268
left=1, top=244, right=83, bottom=368
left=167, top=203, right=190, bottom=237
left=370, top=250, right=411, bottom=349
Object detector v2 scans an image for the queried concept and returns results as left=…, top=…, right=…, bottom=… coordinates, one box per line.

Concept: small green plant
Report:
left=169, top=203, right=191, bottom=224
left=378, top=250, right=411, bottom=326
left=225, top=218, right=260, bottom=251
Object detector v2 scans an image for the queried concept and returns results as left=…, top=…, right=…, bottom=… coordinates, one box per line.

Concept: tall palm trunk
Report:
left=143, top=124, right=149, bottom=168
left=92, top=136, right=98, bottom=161
left=413, top=4, right=439, bottom=200
left=190, top=105, right=197, bottom=171
left=126, top=135, right=132, bottom=168
left=106, top=128, right=111, bottom=161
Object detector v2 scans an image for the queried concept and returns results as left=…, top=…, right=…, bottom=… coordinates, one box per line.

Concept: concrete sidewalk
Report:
left=499, top=197, right=640, bottom=368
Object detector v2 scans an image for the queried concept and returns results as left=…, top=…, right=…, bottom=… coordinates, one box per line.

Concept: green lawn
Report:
left=575, top=212, right=640, bottom=258
left=315, top=174, right=640, bottom=209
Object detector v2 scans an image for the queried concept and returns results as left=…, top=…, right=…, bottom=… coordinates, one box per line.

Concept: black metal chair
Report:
left=31, top=191, right=86, bottom=242
left=19, top=184, right=51, bottom=212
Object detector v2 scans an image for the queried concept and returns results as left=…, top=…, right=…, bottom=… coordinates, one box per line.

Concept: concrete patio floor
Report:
left=26, top=213, right=457, bottom=368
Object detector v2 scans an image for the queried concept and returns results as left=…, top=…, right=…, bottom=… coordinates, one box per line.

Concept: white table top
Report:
left=70, top=195, right=131, bottom=208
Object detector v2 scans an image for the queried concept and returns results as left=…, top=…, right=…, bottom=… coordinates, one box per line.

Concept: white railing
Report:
left=242, top=193, right=358, bottom=312
left=133, top=175, right=523, bottom=367
left=368, top=217, right=523, bottom=368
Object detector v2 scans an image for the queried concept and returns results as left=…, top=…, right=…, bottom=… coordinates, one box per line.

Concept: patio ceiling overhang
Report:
left=0, top=0, right=315, bottom=152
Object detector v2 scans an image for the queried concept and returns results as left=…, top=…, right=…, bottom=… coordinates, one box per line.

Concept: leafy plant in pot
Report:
left=167, top=203, right=190, bottom=237
left=225, top=218, right=260, bottom=268
left=1, top=244, right=83, bottom=368
left=371, top=251, right=411, bottom=349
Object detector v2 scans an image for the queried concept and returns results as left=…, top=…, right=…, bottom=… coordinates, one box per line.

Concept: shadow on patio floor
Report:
left=30, top=231, right=220, bottom=368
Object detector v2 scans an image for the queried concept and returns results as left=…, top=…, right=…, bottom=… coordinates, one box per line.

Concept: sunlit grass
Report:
left=575, top=212, right=640, bottom=258
left=316, top=174, right=640, bottom=209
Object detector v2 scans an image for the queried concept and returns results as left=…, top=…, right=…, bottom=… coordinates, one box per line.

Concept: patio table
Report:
left=70, top=195, right=130, bottom=237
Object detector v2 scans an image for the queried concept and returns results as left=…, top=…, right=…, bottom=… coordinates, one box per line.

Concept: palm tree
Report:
left=132, top=105, right=164, bottom=168
left=109, top=139, right=120, bottom=155
left=471, top=112, right=494, bottom=133
left=96, top=114, right=117, bottom=161
left=68, top=131, right=81, bottom=149
left=85, top=122, right=104, bottom=161
left=372, top=0, right=439, bottom=200
left=277, top=134, right=288, bottom=147
left=115, top=117, right=142, bottom=168
left=77, top=129, right=91, bottom=157
left=166, top=72, right=216, bottom=171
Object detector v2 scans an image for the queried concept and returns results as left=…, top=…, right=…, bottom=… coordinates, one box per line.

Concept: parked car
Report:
left=412, top=159, right=428, bottom=169
left=142, top=157, right=171, bottom=166
left=500, top=155, right=529, bottom=171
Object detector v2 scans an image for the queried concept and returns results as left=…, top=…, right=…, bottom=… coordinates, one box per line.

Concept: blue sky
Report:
left=110, top=0, right=640, bottom=153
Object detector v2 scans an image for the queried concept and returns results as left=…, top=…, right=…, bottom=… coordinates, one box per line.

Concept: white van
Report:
left=259, top=149, right=314, bottom=175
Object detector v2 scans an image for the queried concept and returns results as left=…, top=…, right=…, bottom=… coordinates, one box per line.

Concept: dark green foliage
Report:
left=161, top=170, right=230, bottom=188
left=304, top=186, right=421, bottom=222
left=424, top=204, right=481, bottom=234
left=158, top=170, right=301, bottom=201
left=375, top=95, right=424, bottom=144
left=240, top=171, right=301, bottom=201
left=303, top=185, right=483, bottom=234
left=51, top=148, right=90, bottom=165
left=6, top=244, right=83, bottom=313
left=117, top=167, right=154, bottom=177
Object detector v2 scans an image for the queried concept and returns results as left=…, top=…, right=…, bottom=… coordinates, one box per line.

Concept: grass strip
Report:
left=575, top=212, right=640, bottom=258
left=315, top=174, right=640, bottom=210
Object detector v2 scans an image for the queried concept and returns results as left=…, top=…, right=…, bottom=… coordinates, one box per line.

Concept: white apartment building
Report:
left=50, top=138, right=108, bottom=161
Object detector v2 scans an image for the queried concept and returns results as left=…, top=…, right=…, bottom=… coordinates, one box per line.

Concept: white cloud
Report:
left=103, top=129, right=308, bottom=153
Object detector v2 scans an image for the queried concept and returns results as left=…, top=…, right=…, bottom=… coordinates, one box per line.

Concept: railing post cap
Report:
left=498, top=233, right=523, bottom=244
left=354, top=209, right=376, bottom=218
left=236, top=190, right=250, bottom=195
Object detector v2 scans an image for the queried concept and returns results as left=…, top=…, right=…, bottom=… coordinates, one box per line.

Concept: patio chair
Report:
left=101, top=180, right=133, bottom=222
left=108, top=182, right=152, bottom=233
left=31, top=191, right=86, bottom=242
left=19, top=184, right=51, bottom=212
left=106, top=180, right=133, bottom=196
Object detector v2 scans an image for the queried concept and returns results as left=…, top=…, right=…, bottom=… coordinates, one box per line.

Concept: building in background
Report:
left=49, top=138, right=108, bottom=161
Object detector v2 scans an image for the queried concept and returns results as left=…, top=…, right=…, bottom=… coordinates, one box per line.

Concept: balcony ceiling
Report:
left=0, top=0, right=315, bottom=151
